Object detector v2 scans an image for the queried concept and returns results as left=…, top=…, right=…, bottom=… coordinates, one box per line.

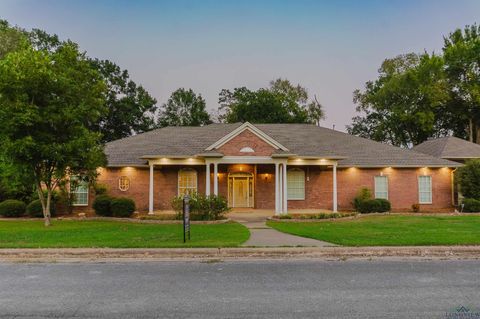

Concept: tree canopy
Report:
left=158, top=88, right=212, bottom=127
left=218, top=78, right=324, bottom=124
left=348, top=24, right=480, bottom=147
left=0, top=37, right=107, bottom=225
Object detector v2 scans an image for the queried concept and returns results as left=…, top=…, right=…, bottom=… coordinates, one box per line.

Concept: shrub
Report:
left=356, top=199, right=391, bottom=214
left=412, top=203, right=420, bottom=213
left=110, top=197, right=136, bottom=218
left=26, top=199, right=56, bottom=218
left=277, top=214, right=292, bottom=219
left=462, top=198, right=480, bottom=213
left=93, top=183, right=108, bottom=195
left=0, top=199, right=26, bottom=217
left=353, top=187, right=372, bottom=211
left=93, top=195, right=113, bottom=216
left=456, top=160, right=480, bottom=200
left=171, top=193, right=230, bottom=220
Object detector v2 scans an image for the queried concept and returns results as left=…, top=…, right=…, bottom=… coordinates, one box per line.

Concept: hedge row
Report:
left=92, top=195, right=136, bottom=217
left=0, top=199, right=56, bottom=218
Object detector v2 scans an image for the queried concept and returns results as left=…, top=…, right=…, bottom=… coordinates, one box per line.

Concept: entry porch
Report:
left=146, top=157, right=339, bottom=215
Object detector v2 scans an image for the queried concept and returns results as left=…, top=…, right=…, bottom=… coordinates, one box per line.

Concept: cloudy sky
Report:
left=1, top=0, right=479, bottom=130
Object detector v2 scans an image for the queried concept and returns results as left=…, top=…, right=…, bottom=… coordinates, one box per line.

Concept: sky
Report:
left=1, top=0, right=479, bottom=131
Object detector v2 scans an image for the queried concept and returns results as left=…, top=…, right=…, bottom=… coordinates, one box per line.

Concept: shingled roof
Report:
left=413, top=136, right=480, bottom=160
left=105, top=123, right=461, bottom=168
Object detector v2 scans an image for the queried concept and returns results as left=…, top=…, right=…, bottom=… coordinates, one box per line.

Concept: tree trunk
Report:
left=36, top=185, right=51, bottom=227
left=469, top=118, right=474, bottom=142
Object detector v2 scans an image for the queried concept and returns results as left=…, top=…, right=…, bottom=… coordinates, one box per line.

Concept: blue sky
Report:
left=1, top=0, right=479, bottom=130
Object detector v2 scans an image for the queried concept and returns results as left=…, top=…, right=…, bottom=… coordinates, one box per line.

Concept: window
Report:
left=178, top=169, right=197, bottom=196
left=118, top=176, right=130, bottom=192
left=418, top=176, right=432, bottom=204
left=287, top=168, right=305, bottom=200
left=374, top=176, right=388, bottom=199
left=71, top=176, right=88, bottom=206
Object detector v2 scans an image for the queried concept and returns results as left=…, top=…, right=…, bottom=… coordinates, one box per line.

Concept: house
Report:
left=72, top=122, right=462, bottom=215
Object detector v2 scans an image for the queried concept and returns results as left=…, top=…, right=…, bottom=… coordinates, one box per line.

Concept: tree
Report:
left=158, top=88, right=212, bottom=126
left=456, top=159, right=480, bottom=200
left=218, top=78, right=325, bottom=124
left=0, top=20, right=26, bottom=59
left=90, top=59, right=158, bottom=142
left=347, top=53, right=450, bottom=147
left=2, top=22, right=158, bottom=143
left=443, top=24, right=480, bottom=143
left=0, top=43, right=107, bottom=226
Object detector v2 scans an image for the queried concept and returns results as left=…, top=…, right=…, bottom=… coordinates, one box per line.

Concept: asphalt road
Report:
left=1, top=259, right=479, bottom=318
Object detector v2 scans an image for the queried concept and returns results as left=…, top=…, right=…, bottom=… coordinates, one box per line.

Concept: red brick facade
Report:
left=77, top=164, right=453, bottom=213
left=217, top=129, right=276, bottom=156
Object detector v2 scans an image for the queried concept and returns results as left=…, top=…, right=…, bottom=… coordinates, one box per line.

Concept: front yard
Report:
left=0, top=220, right=249, bottom=248
left=267, top=215, right=480, bottom=246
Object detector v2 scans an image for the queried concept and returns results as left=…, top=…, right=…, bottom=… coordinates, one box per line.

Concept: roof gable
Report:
left=205, top=122, right=289, bottom=152
left=413, top=136, right=480, bottom=159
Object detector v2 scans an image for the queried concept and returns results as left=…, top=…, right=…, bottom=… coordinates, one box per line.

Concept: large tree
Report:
left=347, top=53, right=450, bottom=147
left=158, top=88, right=212, bottom=127
left=1, top=22, right=158, bottom=143
left=90, top=59, right=158, bottom=142
left=443, top=24, right=480, bottom=143
left=0, top=42, right=107, bottom=226
left=218, top=78, right=325, bottom=124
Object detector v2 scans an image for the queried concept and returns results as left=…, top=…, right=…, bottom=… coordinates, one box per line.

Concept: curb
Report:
left=1, top=246, right=480, bottom=262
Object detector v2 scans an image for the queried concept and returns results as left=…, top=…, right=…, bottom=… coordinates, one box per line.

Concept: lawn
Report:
left=0, top=220, right=249, bottom=248
left=267, top=215, right=480, bottom=246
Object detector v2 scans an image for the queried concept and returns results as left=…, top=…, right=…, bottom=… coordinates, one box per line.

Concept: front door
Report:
left=228, top=173, right=254, bottom=208
left=233, top=177, right=249, bottom=207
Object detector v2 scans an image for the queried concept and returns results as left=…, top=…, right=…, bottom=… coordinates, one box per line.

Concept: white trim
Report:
left=148, top=164, right=154, bottom=214
left=148, top=158, right=205, bottom=165
left=205, top=122, right=289, bottom=151
left=275, top=163, right=280, bottom=215
left=282, top=163, right=288, bottom=214
left=213, top=163, right=218, bottom=195
left=205, top=164, right=211, bottom=196
left=228, top=172, right=254, bottom=208
left=71, top=176, right=89, bottom=206
left=287, top=158, right=337, bottom=166
left=333, top=163, right=338, bottom=212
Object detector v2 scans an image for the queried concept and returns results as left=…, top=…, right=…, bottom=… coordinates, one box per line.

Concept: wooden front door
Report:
left=228, top=173, right=254, bottom=208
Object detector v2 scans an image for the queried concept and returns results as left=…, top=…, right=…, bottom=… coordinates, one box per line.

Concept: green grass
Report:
left=0, top=220, right=250, bottom=248
left=267, top=215, right=480, bottom=246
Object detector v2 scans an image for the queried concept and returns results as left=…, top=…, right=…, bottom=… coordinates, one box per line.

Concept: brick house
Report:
left=72, top=122, right=462, bottom=214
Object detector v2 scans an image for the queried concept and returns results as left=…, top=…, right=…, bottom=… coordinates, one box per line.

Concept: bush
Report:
left=26, top=199, right=56, bottom=218
left=353, top=187, right=372, bottom=211
left=110, top=197, right=136, bottom=218
left=456, top=160, right=480, bottom=200
left=171, top=193, right=230, bottom=221
left=356, top=198, right=391, bottom=214
left=462, top=198, right=480, bottom=213
left=93, top=195, right=113, bottom=216
left=93, top=183, right=108, bottom=195
left=0, top=199, right=26, bottom=217
left=412, top=203, right=420, bottom=213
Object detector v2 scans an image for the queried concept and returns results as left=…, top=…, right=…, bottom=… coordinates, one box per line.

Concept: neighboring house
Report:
left=73, top=122, right=461, bottom=214
left=413, top=136, right=480, bottom=206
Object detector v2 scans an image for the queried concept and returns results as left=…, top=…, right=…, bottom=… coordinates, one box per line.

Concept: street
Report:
left=0, top=259, right=479, bottom=318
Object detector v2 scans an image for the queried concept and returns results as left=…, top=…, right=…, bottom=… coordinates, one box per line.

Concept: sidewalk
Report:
left=228, top=210, right=335, bottom=247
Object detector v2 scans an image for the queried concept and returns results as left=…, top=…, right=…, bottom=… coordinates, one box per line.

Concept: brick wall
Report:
left=75, top=165, right=454, bottom=213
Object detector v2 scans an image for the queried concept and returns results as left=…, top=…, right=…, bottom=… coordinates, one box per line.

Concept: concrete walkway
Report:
left=228, top=211, right=336, bottom=247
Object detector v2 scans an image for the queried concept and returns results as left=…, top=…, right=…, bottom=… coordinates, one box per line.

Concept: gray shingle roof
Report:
left=413, top=136, right=480, bottom=160
left=105, top=123, right=461, bottom=168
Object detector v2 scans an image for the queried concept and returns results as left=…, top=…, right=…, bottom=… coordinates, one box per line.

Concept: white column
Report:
left=333, top=163, right=338, bottom=212
left=148, top=164, right=154, bottom=215
left=205, top=163, right=211, bottom=196
left=282, top=163, right=288, bottom=214
left=275, top=163, right=280, bottom=215
left=213, top=163, right=218, bottom=196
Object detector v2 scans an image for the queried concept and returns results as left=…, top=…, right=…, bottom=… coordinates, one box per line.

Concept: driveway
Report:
left=1, top=259, right=479, bottom=318
left=229, top=211, right=335, bottom=247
